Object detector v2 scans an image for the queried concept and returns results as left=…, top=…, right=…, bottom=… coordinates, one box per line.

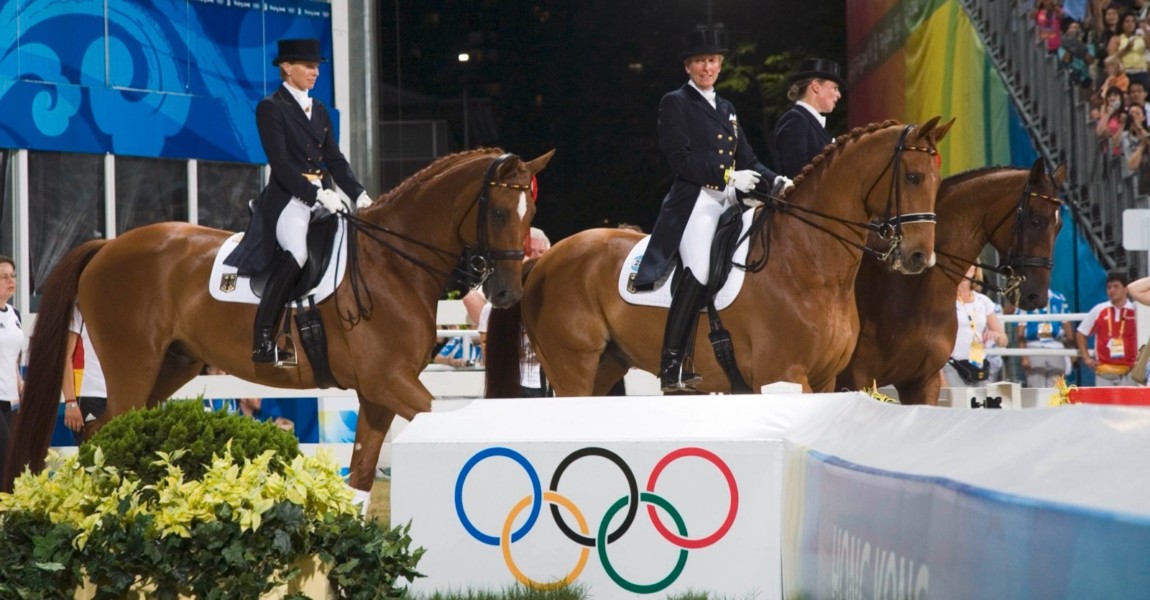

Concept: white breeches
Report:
left=276, top=198, right=311, bottom=267
left=678, top=186, right=738, bottom=285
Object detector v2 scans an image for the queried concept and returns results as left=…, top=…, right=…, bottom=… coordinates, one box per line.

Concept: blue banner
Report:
left=0, top=0, right=333, bottom=163
left=786, top=449, right=1150, bottom=598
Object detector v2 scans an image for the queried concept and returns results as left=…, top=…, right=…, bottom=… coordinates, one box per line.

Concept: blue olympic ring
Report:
left=454, top=447, right=542, bottom=545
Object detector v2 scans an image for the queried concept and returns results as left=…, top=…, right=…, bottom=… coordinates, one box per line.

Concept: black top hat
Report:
left=789, top=58, right=846, bottom=87
left=272, top=38, right=328, bottom=66
left=679, top=27, right=728, bottom=61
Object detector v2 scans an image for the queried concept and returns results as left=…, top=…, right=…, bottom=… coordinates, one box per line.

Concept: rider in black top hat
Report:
left=225, top=38, right=373, bottom=364
left=635, top=26, right=791, bottom=393
left=771, top=58, right=845, bottom=178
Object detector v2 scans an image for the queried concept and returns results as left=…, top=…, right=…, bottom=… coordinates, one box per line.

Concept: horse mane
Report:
left=788, top=119, right=902, bottom=197
left=943, top=165, right=1018, bottom=186
left=377, top=147, right=504, bottom=205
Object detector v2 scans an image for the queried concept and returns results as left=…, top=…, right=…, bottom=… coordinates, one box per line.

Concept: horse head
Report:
left=994, top=158, right=1066, bottom=311
left=862, top=116, right=954, bottom=275
left=470, top=150, right=555, bottom=308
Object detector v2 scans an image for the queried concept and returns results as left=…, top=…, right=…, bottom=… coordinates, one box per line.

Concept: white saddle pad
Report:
left=618, top=209, right=755, bottom=310
left=208, top=219, right=348, bottom=304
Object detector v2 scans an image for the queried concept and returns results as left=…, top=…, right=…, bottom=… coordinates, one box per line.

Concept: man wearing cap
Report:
left=772, top=58, right=845, bottom=178
left=225, top=38, right=373, bottom=364
left=633, top=26, right=791, bottom=393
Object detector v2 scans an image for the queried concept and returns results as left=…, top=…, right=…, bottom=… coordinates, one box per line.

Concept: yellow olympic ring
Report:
left=501, top=491, right=590, bottom=589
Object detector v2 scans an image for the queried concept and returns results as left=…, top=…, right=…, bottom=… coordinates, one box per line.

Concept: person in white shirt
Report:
left=0, top=256, right=25, bottom=474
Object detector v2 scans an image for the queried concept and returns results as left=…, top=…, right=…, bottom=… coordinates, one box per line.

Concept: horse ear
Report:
left=925, top=117, right=955, bottom=145
left=915, top=116, right=942, bottom=139
left=1028, top=157, right=1047, bottom=183
left=524, top=149, right=557, bottom=175
left=1052, top=163, right=1068, bottom=187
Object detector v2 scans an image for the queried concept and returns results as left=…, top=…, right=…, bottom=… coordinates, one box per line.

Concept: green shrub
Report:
left=1, top=405, right=423, bottom=598
left=78, top=399, right=300, bottom=483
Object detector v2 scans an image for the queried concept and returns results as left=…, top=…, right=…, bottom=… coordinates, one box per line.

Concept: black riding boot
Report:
left=659, top=269, right=708, bottom=393
left=252, top=252, right=302, bottom=364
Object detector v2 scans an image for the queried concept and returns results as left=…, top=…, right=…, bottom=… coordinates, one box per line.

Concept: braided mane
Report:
left=788, top=119, right=901, bottom=198
left=378, top=147, right=504, bottom=204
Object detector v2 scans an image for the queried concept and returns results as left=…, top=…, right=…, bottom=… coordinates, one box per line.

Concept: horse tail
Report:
left=3, top=240, right=107, bottom=491
left=483, top=259, right=541, bottom=398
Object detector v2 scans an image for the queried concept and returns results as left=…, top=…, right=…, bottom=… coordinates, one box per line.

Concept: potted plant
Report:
left=0, top=400, right=422, bottom=599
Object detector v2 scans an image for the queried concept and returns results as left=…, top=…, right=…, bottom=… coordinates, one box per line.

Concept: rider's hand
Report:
left=356, top=191, right=373, bottom=210
left=729, top=169, right=761, bottom=193
left=315, top=189, right=348, bottom=214
left=773, top=175, right=795, bottom=195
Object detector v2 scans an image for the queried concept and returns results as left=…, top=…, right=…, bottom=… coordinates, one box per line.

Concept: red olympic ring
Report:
left=645, top=447, right=739, bottom=549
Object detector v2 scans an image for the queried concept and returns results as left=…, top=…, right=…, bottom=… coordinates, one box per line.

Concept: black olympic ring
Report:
left=549, top=447, right=639, bottom=547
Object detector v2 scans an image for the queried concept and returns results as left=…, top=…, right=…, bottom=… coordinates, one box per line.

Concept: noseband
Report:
left=864, top=125, right=939, bottom=262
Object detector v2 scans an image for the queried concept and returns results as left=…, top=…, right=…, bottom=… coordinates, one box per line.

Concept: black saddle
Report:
left=249, top=213, right=340, bottom=298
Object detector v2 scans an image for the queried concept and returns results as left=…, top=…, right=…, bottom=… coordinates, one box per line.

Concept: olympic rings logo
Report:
left=454, top=446, right=739, bottom=594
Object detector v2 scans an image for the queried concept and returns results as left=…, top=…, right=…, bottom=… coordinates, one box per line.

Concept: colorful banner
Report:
left=847, top=0, right=1036, bottom=176
left=0, top=0, right=333, bottom=163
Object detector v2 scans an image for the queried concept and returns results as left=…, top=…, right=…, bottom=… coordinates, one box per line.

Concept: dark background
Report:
left=379, top=0, right=846, bottom=241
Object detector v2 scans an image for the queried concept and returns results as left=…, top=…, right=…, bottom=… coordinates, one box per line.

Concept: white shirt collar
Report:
left=688, top=80, right=717, bottom=109
left=282, top=82, right=312, bottom=114
left=796, top=101, right=826, bottom=127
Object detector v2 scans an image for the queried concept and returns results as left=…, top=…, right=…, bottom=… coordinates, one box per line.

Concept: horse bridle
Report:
left=335, top=153, right=531, bottom=327
left=935, top=178, right=1062, bottom=301
left=740, top=124, right=939, bottom=270
left=861, top=124, right=939, bottom=262
left=458, top=153, right=530, bottom=289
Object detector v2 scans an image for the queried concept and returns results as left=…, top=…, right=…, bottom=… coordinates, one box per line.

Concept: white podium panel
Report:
left=391, top=394, right=851, bottom=598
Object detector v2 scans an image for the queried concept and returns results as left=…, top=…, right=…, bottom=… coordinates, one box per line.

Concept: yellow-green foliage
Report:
left=0, top=406, right=423, bottom=598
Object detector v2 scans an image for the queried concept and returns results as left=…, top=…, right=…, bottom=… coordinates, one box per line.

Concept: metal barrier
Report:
left=960, top=0, right=1147, bottom=276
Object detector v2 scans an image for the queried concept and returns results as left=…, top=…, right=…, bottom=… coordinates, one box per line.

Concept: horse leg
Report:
left=347, top=391, right=400, bottom=500
left=895, top=373, right=941, bottom=406
left=591, top=354, right=630, bottom=396
left=147, top=348, right=205, bottom=408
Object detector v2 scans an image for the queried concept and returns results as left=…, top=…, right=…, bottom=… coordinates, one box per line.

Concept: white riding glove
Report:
left=356, top=191, right=373, bottom=209
left=773, top=175, right=795, bottom=194
left=729, top=169, right=761, bottom=193
left=315, top=188, right=348, bottom=214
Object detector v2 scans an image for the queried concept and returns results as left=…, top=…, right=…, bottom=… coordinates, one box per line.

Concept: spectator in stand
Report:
left=1077, top=270, right=1139, bottom=386
left=1128, top=80, right=1150, bottom=115
left=1099, top=55, right=1130, bottom=99
left=1121, top=103, right=1150, bottom=188
left=1060, top=19, right=1096, bottom=91
left=1091, top=4, right=1122, bottom=69
left=1036, top=0, right=1067, bottom=53
left=1097, top=85, right=1128, bottom=155
left=971, top=267, right=1008, bottom=382
left=1016, top=290, right=1076, bottom=387
left=1108, top=12, right=1150, bottom=90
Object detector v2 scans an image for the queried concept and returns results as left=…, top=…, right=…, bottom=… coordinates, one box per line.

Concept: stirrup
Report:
left=660, top=369, right=702, bottom=394
left=274, top=333, right=298, bottom=368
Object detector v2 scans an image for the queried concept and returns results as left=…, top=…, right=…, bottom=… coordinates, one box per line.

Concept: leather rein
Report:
left=738, top=124, right=939, bottom=272
left=333, top=153, right=528, bottom=328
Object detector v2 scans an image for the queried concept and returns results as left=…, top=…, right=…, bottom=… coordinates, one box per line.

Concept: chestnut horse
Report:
left=4, top=148, right=554, bottom=493
left=836, top=159, right=1065, bottom=404
left=489, top=119, right=953, bottom=395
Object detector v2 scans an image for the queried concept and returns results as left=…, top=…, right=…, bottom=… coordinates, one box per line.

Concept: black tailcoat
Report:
left=771, top=103, right=833, bottom=178
left=633, top=84, right=776, bottom=290
left=225, top=86, right=366, bottom=275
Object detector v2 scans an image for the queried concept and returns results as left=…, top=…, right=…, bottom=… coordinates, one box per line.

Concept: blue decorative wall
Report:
left=0, top=0, right=333, bottom=163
